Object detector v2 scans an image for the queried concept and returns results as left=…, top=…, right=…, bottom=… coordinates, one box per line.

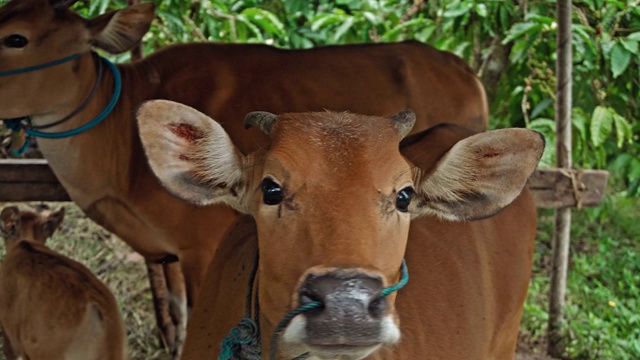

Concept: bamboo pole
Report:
left=548, top=0, right=573, bottom=357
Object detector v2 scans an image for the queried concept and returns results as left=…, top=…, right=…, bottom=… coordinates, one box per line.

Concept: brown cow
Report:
left=137, top=100, right=544, bottom=359
left=0, top=205, right=126, bottom=360
left=0, top=0, right=487, bottom=344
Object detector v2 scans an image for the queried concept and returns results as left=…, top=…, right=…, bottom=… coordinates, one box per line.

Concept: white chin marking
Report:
left=280, top=314, right=401, bottom=359
left=282, top=315, right=307, bottom=344
left=380, top=315, right=401, bottom=344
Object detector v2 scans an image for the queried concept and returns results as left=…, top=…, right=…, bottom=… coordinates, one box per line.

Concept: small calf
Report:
left=0, top=205, right=127, bottom=360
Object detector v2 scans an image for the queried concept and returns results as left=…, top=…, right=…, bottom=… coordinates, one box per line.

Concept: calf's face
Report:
left=0, top=205, right=65, bottom=248
left=137, top=100, right=544, bottom=359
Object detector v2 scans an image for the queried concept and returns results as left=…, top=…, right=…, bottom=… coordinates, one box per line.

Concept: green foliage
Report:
left=523, top=195, right=640, bottom=359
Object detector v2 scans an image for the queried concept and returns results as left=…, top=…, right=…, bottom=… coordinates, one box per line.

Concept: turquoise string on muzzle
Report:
left=219, top=259, right=409, bottom=360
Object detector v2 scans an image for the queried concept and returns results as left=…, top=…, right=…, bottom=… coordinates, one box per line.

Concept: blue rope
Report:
left=1, top=55, right=120, bottom=141
left=0, top=53, right=81, bottom=77
left=381, top=259, right=409, bottom=297
left=219, top=318, right=262, bottom=360
left=24, top=57, right=121, bottom=139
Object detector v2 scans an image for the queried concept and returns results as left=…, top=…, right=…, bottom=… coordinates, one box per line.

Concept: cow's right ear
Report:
left=137, top=100, right=249, bottom=213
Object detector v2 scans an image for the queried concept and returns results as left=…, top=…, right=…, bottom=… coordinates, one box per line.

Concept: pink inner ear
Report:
left=169, top=123, right=204, bottom=143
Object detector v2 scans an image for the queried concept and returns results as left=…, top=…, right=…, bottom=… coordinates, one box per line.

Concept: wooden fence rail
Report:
left=0, top=159, right=609, bottom=208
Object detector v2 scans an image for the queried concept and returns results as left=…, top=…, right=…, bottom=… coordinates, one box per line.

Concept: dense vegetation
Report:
left=2, top=0, right=639, bottom=358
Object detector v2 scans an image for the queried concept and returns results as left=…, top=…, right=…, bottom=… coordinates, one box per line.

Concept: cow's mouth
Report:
left=282, top=313, right=400, bottom=359
left=305, top=344, right=382, bottom=360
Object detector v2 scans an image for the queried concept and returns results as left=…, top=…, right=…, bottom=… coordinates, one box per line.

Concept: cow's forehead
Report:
left=263, top=112, right=407, bottom=184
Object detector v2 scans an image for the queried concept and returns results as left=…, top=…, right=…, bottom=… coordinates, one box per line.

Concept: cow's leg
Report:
left=164, top=261, right=187, bottom=357
left=146, top=261, right=177, bottom=356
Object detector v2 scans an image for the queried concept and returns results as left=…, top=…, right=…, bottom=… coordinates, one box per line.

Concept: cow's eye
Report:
left=396, top=187, right=414, bottom=212
left=3, top=34, right=28, bottom=48
left=261, top=177, right=284, bottom=205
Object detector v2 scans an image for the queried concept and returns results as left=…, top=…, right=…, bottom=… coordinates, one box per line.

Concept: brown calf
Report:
left=137, top=101, right=544, bottom=359
left=0, top=206, right=126, bottom=360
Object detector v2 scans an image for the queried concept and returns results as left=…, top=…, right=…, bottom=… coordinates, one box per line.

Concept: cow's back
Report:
left=0, top=241, right=126, bottom=360
left=137, top=41, right=487, bottom=153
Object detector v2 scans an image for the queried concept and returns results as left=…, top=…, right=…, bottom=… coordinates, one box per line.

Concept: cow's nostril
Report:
left=299, top=289, right=325, bottom=316
left=368, top=296, right=387, bottom=318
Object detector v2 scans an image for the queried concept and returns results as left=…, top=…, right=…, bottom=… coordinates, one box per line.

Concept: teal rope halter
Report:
left=0, top=53, right=81, bottom=77
left=1, top=53, right=121, bottom=155
left=220, top=259, right=409, bottom=360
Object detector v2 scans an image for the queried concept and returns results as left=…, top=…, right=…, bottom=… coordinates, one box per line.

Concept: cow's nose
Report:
left=297, top=271, right=387, bottom=344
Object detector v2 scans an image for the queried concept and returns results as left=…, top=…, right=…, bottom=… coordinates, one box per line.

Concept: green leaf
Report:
left=530, top=98, right=553, bottom=119
left=310, top=14, right=342, bottom=32
left=526, top=14, right=555, bottom=25
left=241, top=8, right=286, bottom=38
left=590, top=106, right=613, bottom=147
left=443, top=2, right=473, bottom=18
left=621, top=39, right=639, bottom=54
left=572, top=108, right=588, bottom=143
left=502, top=22, right=542, bottom=44
left=382, top=18, right=432, bottom=42
left=362, top=11, right=380, bottom=25
left=333, top=16, right=355, bottom=42
left=628, top=32, right=640, bottom=41
left=612, top=112, right=633, bottom=147
left=527, top=118, right=556, bottom=133
left=611, top=42, right=631, bottom=78
left=475, top=4, right=488, bottom=18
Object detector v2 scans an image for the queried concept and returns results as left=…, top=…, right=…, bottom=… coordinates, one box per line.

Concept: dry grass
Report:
left=0, top=201, right=168, bottom=360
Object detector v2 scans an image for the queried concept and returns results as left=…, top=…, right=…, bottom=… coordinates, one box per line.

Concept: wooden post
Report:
left=548, top=0, right=573, bottom=357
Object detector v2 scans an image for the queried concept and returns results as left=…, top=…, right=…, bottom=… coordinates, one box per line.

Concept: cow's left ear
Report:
left=137, top=100, right=249, bottom=213
left=87, top=3, right=155, bottom=54
left=404, top=128, right=544, bottom=221
left=0, top=206, right=20, bottom=237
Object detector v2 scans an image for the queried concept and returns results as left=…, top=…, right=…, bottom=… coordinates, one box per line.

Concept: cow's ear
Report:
left=0, top=206, right=21, bottom=237
left=403, top=127, right=544, bottom=221
left=40, top=207, right=65, bottom=240
left=137, top=100, right=249, bottom=213
left=87, top=3, right=155, bottom=54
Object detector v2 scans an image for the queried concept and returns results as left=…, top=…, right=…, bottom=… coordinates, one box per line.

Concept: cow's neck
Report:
left=33, top=57, right=157, bottom=203
left=27, top=54, right=102, bottom=130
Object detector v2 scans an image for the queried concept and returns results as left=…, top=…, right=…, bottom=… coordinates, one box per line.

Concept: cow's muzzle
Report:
left=282, top=270, right=400, bottom=359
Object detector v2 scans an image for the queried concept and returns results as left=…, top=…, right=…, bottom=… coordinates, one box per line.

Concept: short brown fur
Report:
left=0, top=206, right=126, bottom=360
